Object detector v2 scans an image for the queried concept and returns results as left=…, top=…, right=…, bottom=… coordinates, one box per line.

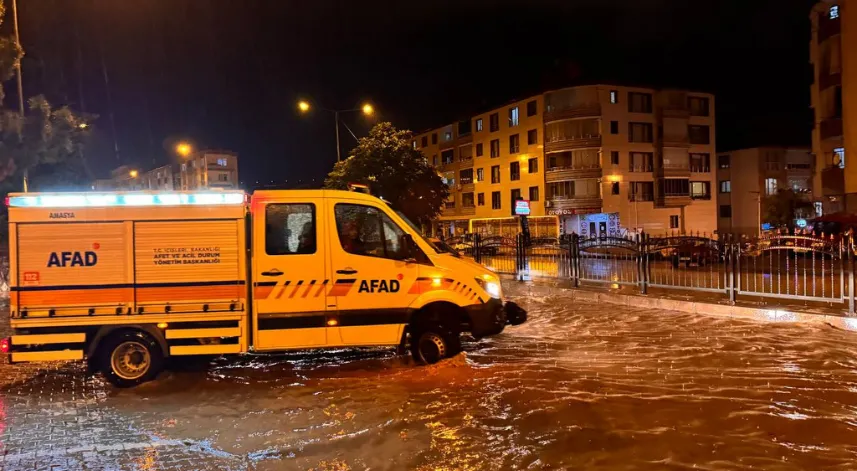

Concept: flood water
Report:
left=3, top=283, right=857, bottom=470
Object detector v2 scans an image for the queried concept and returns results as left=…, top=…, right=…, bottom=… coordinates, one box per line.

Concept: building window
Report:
left=412, top=141, right=417, bottom=149
left=611, top=182, right=620, bottom=195
left=690, top=181, right=710, bottom=199
left=629, top=122, right=653, bottom=143
left=460, top=168, right=474, bottom=185
left=476, top=143, right=484, bottom=157
left=444, top=131, right=453, bottom=141
left=445, top=199, right=455, bottom=209
left=218, top=173, right=230, bottom=182
left=490, top=139, right=500, bottom=158
left=688, top=97, right=710, bottom=117
left=510, top=161, right=521, bottom=181
left=217, top=158, right=228, bottom=166
left=690, top=153, right=711, bottom=172
left=476, top=118, right=483, bottom=132
left=719, top=205, right=732, bottom=218
left=509, top=134, right=520, bottom=154
left=629, top=182, right=655, bottom=201
left=661, top=178, right=689, bottom=196
left=492, top=191, right=502, bottom=209
left=477, top=193, right=485, bottom=206
left=669, top=215, right=680, bottom=229
left=431, top=133, right=438, bottom=145
left=489, top=113, right=499, bottom=132
left=835, top=147, right=845, bottom=169
left=266, top=203, right=316, bottom=255
left=719, top=180, right=731, bottom=193
left=629, top=152, right=653, bottom=172
left=527, top=129, right=538, bottom=145
left=181, top=163, right=187, bottom=171
left=462, top=192, right=475, bottom=207
left=610, top=121, right=619, bottom=134
left=628, top=92, right=653, bottom=113
left=765, top=177, right=778, bottom=195
left=529, top=186, right=539, bottom=201
left=528, top=158, right=538, bottom=173
left=509, top=107, right=519, bottom=127
left=610, top=90, right=618, bottom=104
left=476, top=168, right=484, bottom=182
left=526, top=100, right=537, bottom=117
left=511, top=188, right=521, bottom=206
left=421, top=136, right=428, bottom=147
left=458, top=120, right=471, bottom=136
left=688, top=125, right=710, bottom=145
left=830, top=5, right=839, bottom=19
left=611, top=151, right=619, bottom=165
left=432, top=155, right=438, bottom=166
left=491, top=165, right=501, bottom=184
left=815, top=201, right=823, bottom=216
left=719, top=154, right=730, bottom=169
left=442, top=149, right=455, bottom=165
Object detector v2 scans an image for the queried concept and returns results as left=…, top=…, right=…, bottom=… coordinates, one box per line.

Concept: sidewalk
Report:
left=505, top=276, right=857, bottom=331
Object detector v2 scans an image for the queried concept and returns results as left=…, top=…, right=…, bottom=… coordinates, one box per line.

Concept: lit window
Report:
left=476, top=119, right=483, bottom=132
left=834, top=147, right=845, bottom=169
left=719, top=180, right=731, bottom=194
left=830, top=5, right=839, bottom=19
left=815, top=201, right=823, bottom=216
left=509, top=107, right=519, bottom=127
left=609, top=90, right=618, bottom=104
left=216, top=158, right=228, bottom=166
left=765, top=177, right=778, bottom=195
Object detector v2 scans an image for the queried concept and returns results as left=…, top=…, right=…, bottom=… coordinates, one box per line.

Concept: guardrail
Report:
left=441, top=231, right=856, bottom=313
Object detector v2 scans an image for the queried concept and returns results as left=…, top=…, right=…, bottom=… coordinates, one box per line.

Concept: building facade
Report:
left=811, top=0, right=854, bottom=213
left=717, top=147, right=814, bottom=235
left=415, top=85, right=717, bottom=238
left=95, top=150, right=239, bottom=191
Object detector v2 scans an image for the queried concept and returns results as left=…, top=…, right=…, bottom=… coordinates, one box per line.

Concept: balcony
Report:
left=659, top=162, right=690, bottom=177
left=819, top=72, right=841, bottom=90
left=657, top=194, right=693, bottom=207
left=661, top=105, right=689, bottom=119
left=545, top=196, right=603, bottom=214
left=660, top=135, right=690, bottom=148
left=818, top=15, right=840, bottom=42
left=544, top=135, right=602, bottom=153
left=441, top=205, right=459, bottom=217
left=457, top=134, right=473, bottom=145
left=821, top=166, right=845, bottom=196
left=543, top=104, right=601, bottom=123
left=545, top=165, right=602, bottom=182
left=439, top=139, right=456, bottom=150
left=821, top=118, right=843, bottom=140
left=629, top=193, right=654, bottom=202
left=629, top=163, right=653, bottom=173
left=460, top=205, right=476, bottom=216
left=459, top=157, right=474, bottom=169
left=460, top=182, right=475, bottom=192
left=690, top=165, right=711, bottom=173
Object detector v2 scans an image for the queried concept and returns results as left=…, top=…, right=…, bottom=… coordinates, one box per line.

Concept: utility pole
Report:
left=12, top=0, right=27, bottom=191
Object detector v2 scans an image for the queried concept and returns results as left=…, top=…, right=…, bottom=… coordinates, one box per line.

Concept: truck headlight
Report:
left=475, top=277, right=502, bottom=299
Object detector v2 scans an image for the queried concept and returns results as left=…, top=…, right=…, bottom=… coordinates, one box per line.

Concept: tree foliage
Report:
left=324, top=122, right=449, bottom=227
left=763, top=189, right=814, bottom=230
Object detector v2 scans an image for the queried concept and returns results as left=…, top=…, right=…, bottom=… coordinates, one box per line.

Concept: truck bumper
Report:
left=466, top=299, right=528, bottom=339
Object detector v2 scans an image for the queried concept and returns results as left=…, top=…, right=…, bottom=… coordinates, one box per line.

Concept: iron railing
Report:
left=440, top=231, right=857, bottom=313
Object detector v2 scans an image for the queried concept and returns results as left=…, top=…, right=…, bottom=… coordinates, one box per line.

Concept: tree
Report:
left=324, top=122, right=449, bottom=227
left=763, top=189, right=814, bottom=230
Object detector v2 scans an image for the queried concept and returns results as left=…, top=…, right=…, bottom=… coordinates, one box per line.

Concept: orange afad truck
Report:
left=0, top=189, right=527, bottom=386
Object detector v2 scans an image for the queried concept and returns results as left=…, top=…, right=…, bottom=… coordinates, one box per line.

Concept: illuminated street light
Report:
left=297, top=99, right=378, bottom=162
left=129, top=170, right=139, bottom=178
left=176, top=142, right=192, bottom=158
left=78, top=123, right=88, bottom=129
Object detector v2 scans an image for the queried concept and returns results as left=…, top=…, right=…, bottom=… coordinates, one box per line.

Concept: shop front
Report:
left=549, top=208, right=621, bottom=238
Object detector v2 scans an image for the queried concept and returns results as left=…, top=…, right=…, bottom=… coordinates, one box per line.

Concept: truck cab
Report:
left=2, top=190, right=526, bottom=386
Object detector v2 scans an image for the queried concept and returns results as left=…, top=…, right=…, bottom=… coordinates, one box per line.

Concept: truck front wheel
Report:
left=410, top=329, right=461, bottom=364
left=99, top=330, right=164, bottom=387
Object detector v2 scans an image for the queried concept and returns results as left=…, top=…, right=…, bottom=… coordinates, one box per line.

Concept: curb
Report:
left=502, top=278, right=857, bottom=332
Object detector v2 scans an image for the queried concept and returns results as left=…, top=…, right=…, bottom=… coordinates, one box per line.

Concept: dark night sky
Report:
left=12, top=0, right=816, bottom=188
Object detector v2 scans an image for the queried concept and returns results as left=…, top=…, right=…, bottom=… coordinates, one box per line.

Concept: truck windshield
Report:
left=394, top=210, right=442, bottom=253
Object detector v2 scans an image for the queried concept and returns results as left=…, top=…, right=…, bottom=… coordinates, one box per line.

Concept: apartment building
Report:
left=94, top=150, right=239, bottom=191
left=717, top=147, right=815, bottom=235
left=415, top=85, right=717, bottom=238
left=811, top=0, right=855, bottom=213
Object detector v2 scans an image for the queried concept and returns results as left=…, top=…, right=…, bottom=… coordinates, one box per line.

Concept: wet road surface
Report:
left=3, top=284, right=857, bottom=470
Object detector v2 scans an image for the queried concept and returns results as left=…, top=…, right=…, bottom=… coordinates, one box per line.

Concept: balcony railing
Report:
left=821, top=166, right=845, bottom=195
left=690, top=165, right=710, bottom=173
left=821, top=118, right=843, bottom=140
left=661, top=105, right=689, bottom=119
left=661, top=135, right=690, bottom=147
left=629, top=193, right=654, bottom=202
left=543, top=104, right=601, bottom=123
left=819, top=72, right=841, bottom=90
left=459, top=157, right=474, bottom=169
left=545, top=164, right=602, bottom=182
left=629, top=163, right=653, bottom=172
left=460, top=205, right=476, bottom=216
left=546, top=195, right=603, bottom=212
left=544, top=135, right=602, bottom=153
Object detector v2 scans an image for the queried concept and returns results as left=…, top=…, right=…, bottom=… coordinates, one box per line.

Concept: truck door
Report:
left=252, top=197, right=329, bottom=350
left=325, top=200, right=421, bottom=346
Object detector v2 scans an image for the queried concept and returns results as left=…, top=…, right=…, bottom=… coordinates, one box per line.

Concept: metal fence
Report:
left=445, top=231, right=856, bottom=312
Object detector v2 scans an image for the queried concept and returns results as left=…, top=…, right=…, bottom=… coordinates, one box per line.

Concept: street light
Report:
left=297, top=99, right=377, bottom=162
left=78, top=123, right=88, bottom=130
left=176, top=142, right=192, bottom=158
left=129, top=169, right=139, bottom=178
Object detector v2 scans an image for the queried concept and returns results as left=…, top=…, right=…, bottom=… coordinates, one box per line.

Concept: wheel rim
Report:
left=110, top=341, right=151, bottom=380
left=418, top=333, right=446, bottom=363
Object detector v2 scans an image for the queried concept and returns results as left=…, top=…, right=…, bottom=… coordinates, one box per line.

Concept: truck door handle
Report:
left=261, top=269, right=284, bottom=277
left=336, top=268, right=358, bottom=275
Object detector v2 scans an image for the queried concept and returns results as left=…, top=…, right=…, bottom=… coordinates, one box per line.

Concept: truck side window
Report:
left=265, top=203, right=316, bottom=255
left=334, top=204, right=407, bottom=260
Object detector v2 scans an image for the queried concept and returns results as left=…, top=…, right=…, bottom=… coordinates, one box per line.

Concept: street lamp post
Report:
left=298, top=100, right=374, bottom=162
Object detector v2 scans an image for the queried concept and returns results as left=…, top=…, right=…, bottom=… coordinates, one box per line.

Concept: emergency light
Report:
left=6, top=191, right=246, bottom=208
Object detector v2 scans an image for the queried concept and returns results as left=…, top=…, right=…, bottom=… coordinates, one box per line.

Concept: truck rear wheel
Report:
left=410, top=329, right=461, bottom=364
left=100, top=330, right=164, bottom=387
